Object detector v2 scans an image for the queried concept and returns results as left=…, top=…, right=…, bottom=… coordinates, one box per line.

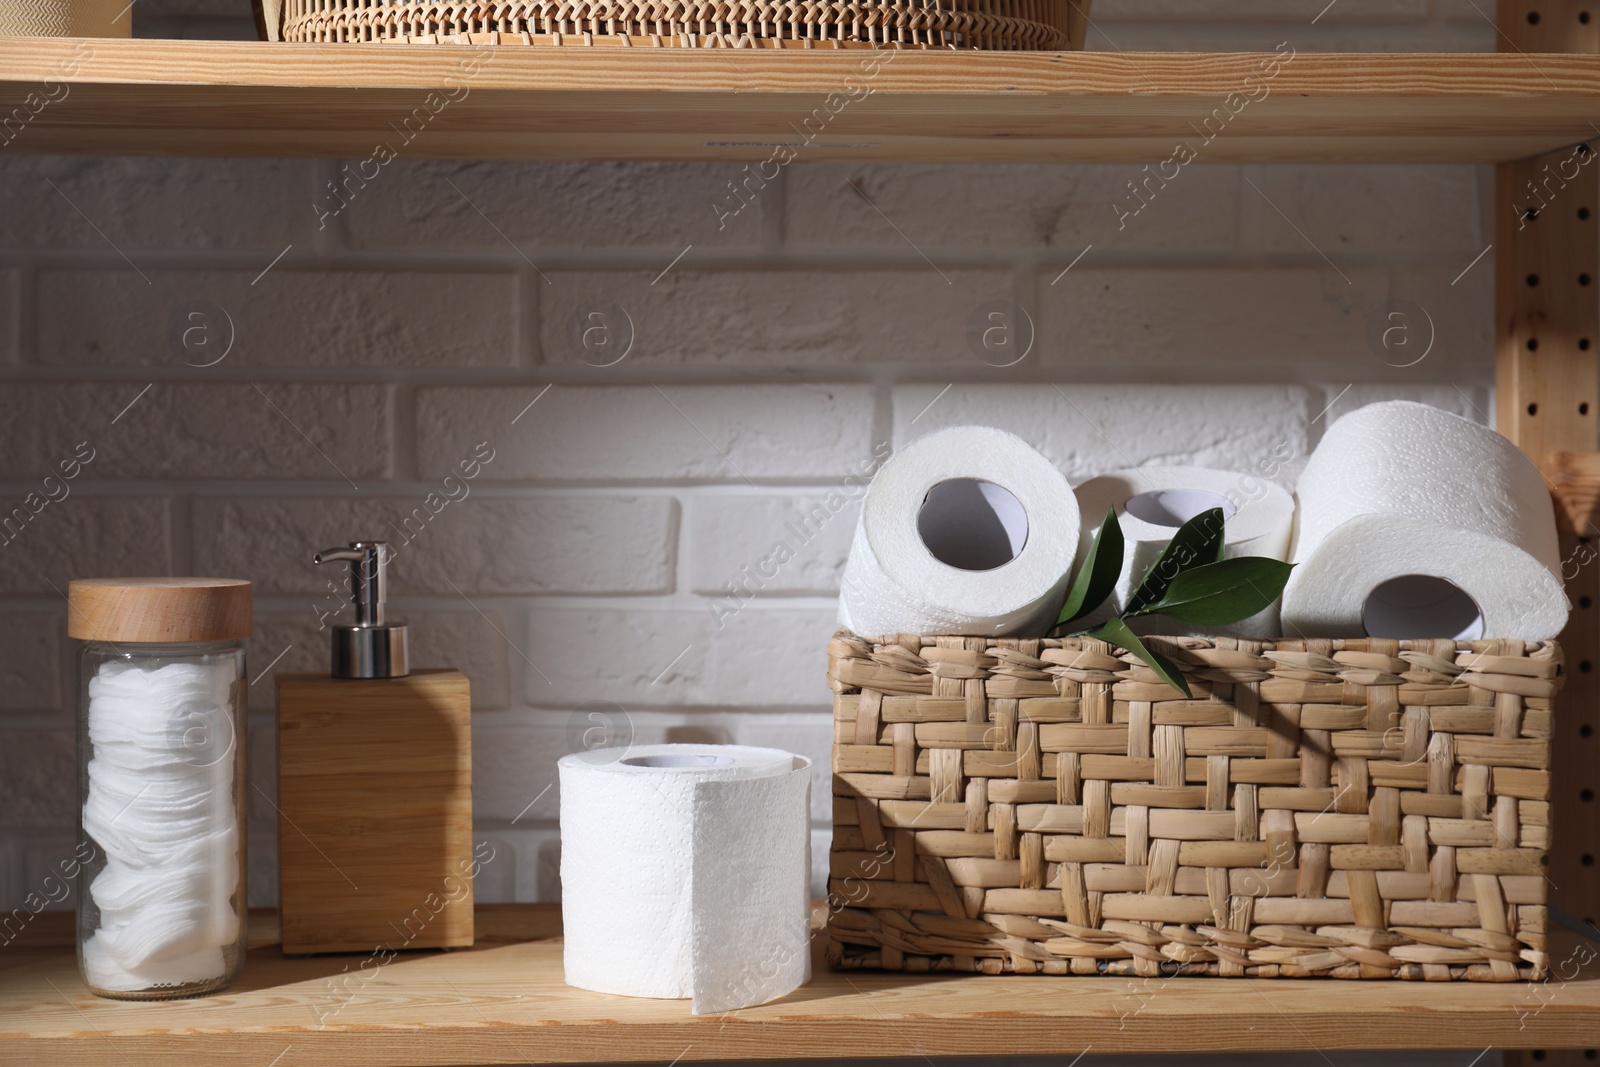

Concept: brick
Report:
left=0, top=156, right=307, bottom=248
left=539, top=268, right=1009, bottom=366
left=472, top=718, right=570, bottom=824
left=0, top=497, right=169, bottom=596
left=248, top=718, right=277, bottom=821
left=1383, top=262, right=1494, bottom=383
left=472, top=835, right=517, bottom=904
left=728, top=712, right=836, bottom=824
left=135, top=14, right=259, bottom=36
left=0, top=613, right=64, bottom=711
left=524, top=606, right=836, bottom=708
left=194, top=494, right=675, bottom=597
left=0, top=730, right=74, bottom=830
left=511, top=828, right=562, bottom=902
left=0, top=269, right=16, bottom=364
left=1317, top=385, right=1492, bottom=432
left=475, top=709, right=833, bottom=826
left=417, top=384, right=876, bottom=482
left=810, top=828, right=830, bottom=899
left=893, top=383, right=1314, bottom=486
left=137, top=0, right=252, bottom=18
left=473, top=711, right=739, bottom=826
left=247, top=824, right=278, bottom=909
left=0, top=383, right=389, bottom=480
left=1038, top=268, right=1388, bottom=381
left=687, top=492, right=861, bottom=597
left=247, top=610, right=512, bottom=711
left=37, top=268, right=517, bottom=368
left=785, top=165, right=1239, bottom=252
left=1254, top=166, right=1483, bottom=255
left=341, top=160, right=763, bottom=249
left=17, top=836, right=81, bottom=913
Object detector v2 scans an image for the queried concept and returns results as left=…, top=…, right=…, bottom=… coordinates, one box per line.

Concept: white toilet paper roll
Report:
left=1282, top=400, right=1567, bottom=641
left=837, top=425, right=1080, bottom=636
left=558, top=744, right=812, bottom=1015
left=1073, top=466, right=1296, bottom=638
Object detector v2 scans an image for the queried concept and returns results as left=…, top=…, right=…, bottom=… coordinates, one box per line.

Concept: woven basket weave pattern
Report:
left=280, top=0, right=1078, bottom=48
left=825, top=632, right=1559, bottom=981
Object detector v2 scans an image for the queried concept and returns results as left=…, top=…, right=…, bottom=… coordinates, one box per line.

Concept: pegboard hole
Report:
left=1585, top=207, right=1595, bottom=220
left=1583, top=402, right=1592, bottom=416
left=1528, top=338, right=1540, bottom=351
left=1528, top=10, right=1541, bottom=23
left=1584, top=853, right=1597, bottom=866
left=1582, top=723, right=1595, bottom=737
left=1581, top=595, right=1594, bottom=609
left=1528, top=273, right=1542, bottom=286
left=1583, top=788, right=1596, bottom=802
left=1583, top=1050, right=1596, bottom=1062
left=1581, top=659, right=1594, bottom=673
left=1582, top=338, right=1593, bottom=351
left=1583, top=273, right=1594, bottom=287
left=1528, top=402, right=1540, bottom=416
left=1582, top=10, right=1593, bottom=23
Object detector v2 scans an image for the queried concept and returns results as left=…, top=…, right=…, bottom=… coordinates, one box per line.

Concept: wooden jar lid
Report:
left=67, top=578, right=253, bottom=643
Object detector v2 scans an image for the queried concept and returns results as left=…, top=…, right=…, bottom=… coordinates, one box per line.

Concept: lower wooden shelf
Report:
left=1, top=905, right=1597, bottom=1064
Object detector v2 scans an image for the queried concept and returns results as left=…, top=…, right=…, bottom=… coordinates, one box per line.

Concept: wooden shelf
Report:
left=2, top=905, right=1598, bottom=1065
left=5, top=39, right=1600, bottom=162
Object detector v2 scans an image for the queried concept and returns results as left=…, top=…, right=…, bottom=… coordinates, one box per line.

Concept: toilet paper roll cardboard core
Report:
left=1124, top=488, right=1239, bottom=529
left=917, top=478, right=1029, bottom=572
left=1361, top=574, right=1485, bottom=640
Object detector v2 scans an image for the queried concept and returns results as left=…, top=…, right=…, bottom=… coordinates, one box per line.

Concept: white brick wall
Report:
left=0, top=3, right=1504, bottom=943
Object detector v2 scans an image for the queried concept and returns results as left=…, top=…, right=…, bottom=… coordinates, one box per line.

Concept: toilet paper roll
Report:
left=837, top=425, right=1080, bottom=636
left=1282, top=400, right=1567, bottom=641
left=558, top=744, right=811, bottom=1015
left=1073, top=466, right=1296, bottom=638
left=0, top=0, right=130, bottom=36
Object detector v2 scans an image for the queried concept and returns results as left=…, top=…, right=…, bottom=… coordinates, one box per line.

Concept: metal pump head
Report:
left=314, top=541, right=410, bottom=679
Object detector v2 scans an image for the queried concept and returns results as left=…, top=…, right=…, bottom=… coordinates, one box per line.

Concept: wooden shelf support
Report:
left=1497, top=3, right=1600, bottom=1065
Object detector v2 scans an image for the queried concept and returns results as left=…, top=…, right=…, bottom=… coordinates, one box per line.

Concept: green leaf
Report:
left=1087, top=617, right=1191, bottom=698
left=1055, top=508, right=1125, bottom=630
left=1123, top=507, right=1228, bottom=616
left=1140, top=558, right=1295, bottom=626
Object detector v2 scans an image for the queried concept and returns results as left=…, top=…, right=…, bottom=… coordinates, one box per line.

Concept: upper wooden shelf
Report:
left=4, top=39, right=1600, bottom=163
left=2, top=905, right=1598, bottom=1065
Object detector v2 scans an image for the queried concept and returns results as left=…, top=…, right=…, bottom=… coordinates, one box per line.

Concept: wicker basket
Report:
left=277, top=0, right=1089, bottom=49
left=825, top=631, right=1561, bottom=981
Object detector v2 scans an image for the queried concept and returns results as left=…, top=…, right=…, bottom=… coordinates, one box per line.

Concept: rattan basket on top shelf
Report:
left=824, top=630, right=1561, bottom=981
left=270, top=0, right=1089, bottom=49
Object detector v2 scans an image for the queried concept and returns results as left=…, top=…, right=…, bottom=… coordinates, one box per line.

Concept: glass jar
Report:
left=69, top=578, right=251, bottom=1000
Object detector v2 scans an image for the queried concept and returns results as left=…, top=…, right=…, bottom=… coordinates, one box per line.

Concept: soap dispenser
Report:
left=275, top=541, right=474, bottom=954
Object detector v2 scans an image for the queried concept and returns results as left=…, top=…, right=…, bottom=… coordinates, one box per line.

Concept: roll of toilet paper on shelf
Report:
left=837, top=425, right=1080, bottom=637
left=1282, top=400, right=1567, bottom=641
left=558, top=744, right=812, bottom=1015
left=0, top=0, right=130, bottom=36
left=1073, top=466, right=1296, bottom=638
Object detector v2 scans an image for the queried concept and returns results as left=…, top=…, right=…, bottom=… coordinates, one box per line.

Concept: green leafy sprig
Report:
left=1052, top=507, right=1293, bottom=697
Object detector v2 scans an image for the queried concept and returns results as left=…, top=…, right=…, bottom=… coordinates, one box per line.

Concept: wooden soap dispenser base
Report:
left=275, top=540, right=473, bottom=955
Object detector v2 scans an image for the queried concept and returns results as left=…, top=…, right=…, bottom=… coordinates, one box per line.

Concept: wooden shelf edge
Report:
left=3, top=40, right=1600, bottom=162
left=0, top=38, right=1597, bottom=95
left=1, top=905, right=1597, bottom=1065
